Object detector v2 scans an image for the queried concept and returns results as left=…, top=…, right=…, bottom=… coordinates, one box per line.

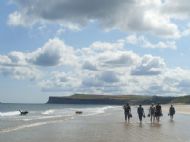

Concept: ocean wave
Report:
left=0, top=111, right=20, bottom=117
left=41, top=109, right=55, bottom=115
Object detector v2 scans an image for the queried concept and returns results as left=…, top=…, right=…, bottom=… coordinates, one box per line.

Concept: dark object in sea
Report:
left=19, top=110, right=29, bottom=116
left=75, top=111, right=83, bottom=114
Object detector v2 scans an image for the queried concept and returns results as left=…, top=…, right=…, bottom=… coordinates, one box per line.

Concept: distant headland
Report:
left=47, top=94, right=190, bottom=105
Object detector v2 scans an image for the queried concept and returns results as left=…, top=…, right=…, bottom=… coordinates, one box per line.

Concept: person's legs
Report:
left=125, top=112, right=130, bottom=122
left=170, top=114, right=173, bottom=120
left=124, top=112, right=127, bottom=121
left=127, top=114, right=130, bottom=122
left=157, top=116, right=160, bottom=122
left=150, top=115, right=153, bottom=122
left=139, top=114, right=142, bottom=122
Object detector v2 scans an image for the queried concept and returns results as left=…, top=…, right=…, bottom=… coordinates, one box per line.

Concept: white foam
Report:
left=41, top=109, right=55, bottom=115
left=0, top=111, right=20, bottom=117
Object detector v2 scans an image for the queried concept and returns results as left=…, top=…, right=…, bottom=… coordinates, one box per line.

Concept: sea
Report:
left=0, top=103, right=113, bottom=133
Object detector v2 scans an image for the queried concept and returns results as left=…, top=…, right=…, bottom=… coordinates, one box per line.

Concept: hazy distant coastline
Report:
left=47, top=94, right=190, bottom=105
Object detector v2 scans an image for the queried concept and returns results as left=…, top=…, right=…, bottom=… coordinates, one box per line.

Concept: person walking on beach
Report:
left=123, top=103, right=131, bottom=122
left=155, top=103, right=162, bottom=122
left=149, top=103, right=155, bottom=123
left=137, top=104, right=145, bottom=123
left=168, top=104, right=175, bottom=120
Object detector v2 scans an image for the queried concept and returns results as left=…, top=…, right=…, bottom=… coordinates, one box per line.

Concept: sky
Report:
left=0, top=0, right=190, bottom=103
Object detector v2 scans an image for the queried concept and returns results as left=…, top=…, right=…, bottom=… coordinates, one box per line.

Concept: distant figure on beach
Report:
left=155, top=103, right=162, bottom=122
left=148, top=103, right=155, bottom=123
left=123, top=103, right=131, bottom=122
left=168, top=104, right=175, bottom=120
left=137, top=104, right=145, bottom=123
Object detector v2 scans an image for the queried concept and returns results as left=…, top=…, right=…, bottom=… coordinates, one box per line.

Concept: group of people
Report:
left=123, top=103, right=175, bottom=123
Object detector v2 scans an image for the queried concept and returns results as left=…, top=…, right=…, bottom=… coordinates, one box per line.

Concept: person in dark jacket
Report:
left=123, top=103, right=131, bottom=122
left=168, top=104, right=175, bottom=120
left=149, top=103, right=155, bottom=123
left=155, top=103, right=162, bottom=122
left=137, top=104, right=145, bottom=123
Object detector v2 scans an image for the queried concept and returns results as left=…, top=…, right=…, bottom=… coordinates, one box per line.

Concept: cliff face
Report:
left=46, top=94, right=182, bottom=105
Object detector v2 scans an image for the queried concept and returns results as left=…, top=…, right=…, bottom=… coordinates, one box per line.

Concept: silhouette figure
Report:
left=168, top=104, right=175, bottom=120
left=137, top=104, right=145, bottom=123
left=155, top=103, right=162, bottom=122
left=148, top=103, right=155, bottom=123
left=123, top=103, right=132, bottom=122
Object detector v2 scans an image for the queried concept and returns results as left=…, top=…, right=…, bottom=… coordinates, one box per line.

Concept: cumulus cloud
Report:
left=98, top=71, right=120, bottom=83
left=0, top=38, right=78, bottom=80
left=28, top=38, right=77, bottom=66
left=0, top=63, right=40, bottom=81
left=34, top=38, right=167, bottom=95
left=131, top=55, right=166, bottom=76
left=1, top=37, right=190, bottom=96
left=161, top=0, right=190, bottom=19
left=79, top=71, right=122, bottom=94
left=104, top=52, right=140, bottom=67
left=82, top=61, right=97, bottom=71
left=0, top=52, right=40, bottom=80
left=81, top=76, right=103, bottom=88
left=39, top=71, right=81, bottom=92
left=0, top=66, right=40, bottom=80
left=126, top=35, right=176, bottom=49
left=78, top=40, right=141, bottom=72
left=8, top=0, right=188, bottom=37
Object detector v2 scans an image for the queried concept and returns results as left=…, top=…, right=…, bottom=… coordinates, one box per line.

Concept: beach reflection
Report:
left=150, top=122, right=161, bottom=128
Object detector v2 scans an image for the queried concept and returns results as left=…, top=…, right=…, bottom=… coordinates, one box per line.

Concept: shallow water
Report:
left=0, top=103, right=112, bottom=132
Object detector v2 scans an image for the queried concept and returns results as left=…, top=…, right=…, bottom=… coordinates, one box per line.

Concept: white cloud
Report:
left=0, top=64, right=40, bottom=81
left=39, top=71, right=80, bottom=92
left=126, top=35, right=139, bottom=45
left=82, top=61, right=97, bottom=71
left=8, top=11, right=28, bottom=26
left=98, top=71, right=120, bottom=83
left=131, top=55, right=166, bottom=76
left=161, top=0, right=190, bottom=19
left=1, top=37, right=190, bottom=96
left=103, top=51, right=140, bottom=67
left=28, top=38, right=77, bottom=66
left=0, top=38, right=78, bottom=80
left=0, top=52, right=40, bottom=80
left=126, top=35, right=176, bottom=49
left=8, top=0, right=189, bottom=38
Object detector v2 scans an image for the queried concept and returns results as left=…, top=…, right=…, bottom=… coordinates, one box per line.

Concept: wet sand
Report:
left=1, top=105, right=190, bottom=142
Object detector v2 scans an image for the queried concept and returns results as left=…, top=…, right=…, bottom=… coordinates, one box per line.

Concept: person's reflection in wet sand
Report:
left=150, top=122, right=161, bottom=128
left=169, top=119, right=175, bottom=127
left=138, top=122, right=143, bottom=128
